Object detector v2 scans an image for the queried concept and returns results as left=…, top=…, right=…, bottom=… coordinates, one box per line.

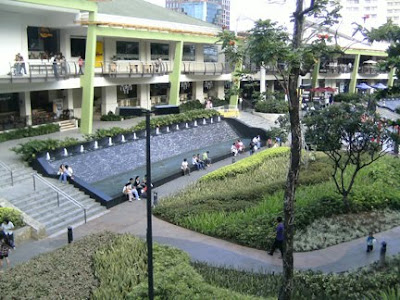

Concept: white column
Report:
left=195, top=44, right=204, bottom=62
left=19, top=92, right=32, bottom=126
left=64, top=89, right=74, bottom=110
left=140, top=41, right=149, bottom=62
left=101, top=86, right=118, bottom=115
left=193, top=81, right=204, bottom=102
left=260, top=66, right=266, bottom=94
left=216, top=81, right=225, bottom=99
left=138, top=84, right=151, bottom=110
left=104, top=38, right=116, bottom=63
left=72, top=88, right=82, bottom=119
left=267, top=81, right=274, bottom=92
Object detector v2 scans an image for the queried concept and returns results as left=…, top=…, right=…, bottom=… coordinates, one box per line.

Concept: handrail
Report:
left=0, top=161, right=13, bottom=186
left=32, top=173, right=87, bottom=223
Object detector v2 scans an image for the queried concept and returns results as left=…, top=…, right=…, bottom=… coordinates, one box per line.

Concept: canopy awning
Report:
left=356, top=83, right=372, bottom=90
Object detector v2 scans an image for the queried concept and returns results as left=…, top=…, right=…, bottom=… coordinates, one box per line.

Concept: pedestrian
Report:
left=65, top=165, right=74, bottom=180
left=267, top=138, right=273, bottom=148
left=366, top=232, right=376, bottom=253
left=19, top=54, right=27, bottom=75
left=268, top=216, right=284, bottom=258
left=1, top=219, right=15, bottom=248
left=0, top=231, right=13, bottom=270
left=51, top=53, right=59, bottom=79
left=78, top=56, right=84, bottom=75
left=231, top=143, right=238, bottom=157
left=181, top=158, right=190, bottom=176
left=202, top=151, right=211, bottom=166
left=58, top=164, right=67, bottom=183
left=249, top=141, right=255, bottom=155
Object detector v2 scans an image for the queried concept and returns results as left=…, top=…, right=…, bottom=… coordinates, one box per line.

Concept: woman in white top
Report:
left=1, top=218, right=15, bottom=247
left=181, top=158, right=190, bottom=176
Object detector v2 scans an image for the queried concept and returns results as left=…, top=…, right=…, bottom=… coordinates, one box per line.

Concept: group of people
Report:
left=58, top=164, right=74, bottom=183
left=181, top=151, right=211, bottom=176
left=50, top=52, right=70, bottom=79
left=0, top=218, right=15, bottom=269
left=122, top=175, right=149, bottom=202
left=231, top=136, right=261, bottom=157
left=13, top=53, right=27, bottom=76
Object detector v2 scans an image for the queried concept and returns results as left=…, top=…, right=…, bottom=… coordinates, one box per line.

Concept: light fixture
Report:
left=204, top=81, right=213, bottom=89
left=180, top=82, right=189, bottom=90
left=120, top=84, right=133, bottom=95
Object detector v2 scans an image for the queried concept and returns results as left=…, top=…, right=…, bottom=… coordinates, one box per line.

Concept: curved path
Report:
left=8, top=152, right=400, bottom=274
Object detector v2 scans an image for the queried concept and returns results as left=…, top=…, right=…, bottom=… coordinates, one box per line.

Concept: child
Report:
left=0, top=231, right=13, bottom=269
left=366, top=232, right=376, bottom=252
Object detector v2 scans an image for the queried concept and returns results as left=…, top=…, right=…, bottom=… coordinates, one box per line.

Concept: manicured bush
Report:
left=0, top=207, right=24, bottom=227
left=255, top=99, right=288, bottom=113
left=193, top=257, right=400, bottom=300
left=0, top=124, right=60, bottom=143
left=333, top=93, right=360, bottom=103
left=200, top=147, right=290, bottom=182
left=211, top=98, right=230, bottom=107
left=100, top=111, right=122, bottom=121
left=179, top=100, right=204, bottom=112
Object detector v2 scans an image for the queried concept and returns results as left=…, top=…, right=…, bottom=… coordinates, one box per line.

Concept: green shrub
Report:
left=212, top=98, right=230, bottom=107
left=0, top=124, right=59, bottom=143
left=255, top=99, right=288, bottom=113
left=0, top=207, right=24, bottom=227
left=333, top=93, right=360, bottom=103
left=200, top=147, right=290, bottom=182
left=100, top=111, right=122, bottom=121
left=179, top=100, right=204, bottom=112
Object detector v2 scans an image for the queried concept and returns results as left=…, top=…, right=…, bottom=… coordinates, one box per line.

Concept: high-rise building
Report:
left=166, top=0, right=230, bottom=28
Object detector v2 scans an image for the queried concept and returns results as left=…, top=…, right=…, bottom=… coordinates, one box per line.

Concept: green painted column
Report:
left=229, top=60, right=242, bottom=108
left=169, top=41, right=183, bottom=106
left=349, top=54, right=361, bottom=93
left=80, top=11, right=97, bottom=134
left=388, top=67, right=396, bottom=87
left=311, top=59, right=320, bottom=88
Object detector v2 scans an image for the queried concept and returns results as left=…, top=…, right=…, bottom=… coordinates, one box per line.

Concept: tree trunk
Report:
left=280, top=1, right=304, bottom=299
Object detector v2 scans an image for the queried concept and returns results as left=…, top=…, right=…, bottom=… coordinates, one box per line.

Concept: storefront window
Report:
left=117, top=85, right=138, bottom=107
left=183, top=45, right=196, bottom=61
left=71, top=38, right=86, bottom=58
left=27, top=27, right=60, bottom=60
left=204, top=45, right=218, bottom=62
left=151, top=43, right=169, bottom=60
left=116, top=41, right=139, bottom=60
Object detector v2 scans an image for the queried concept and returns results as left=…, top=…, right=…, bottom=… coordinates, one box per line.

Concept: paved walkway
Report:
left=2, top=113, right=400, bottom=274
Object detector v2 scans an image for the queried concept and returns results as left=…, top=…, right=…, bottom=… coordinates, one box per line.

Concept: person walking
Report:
left=268, top=216, right=284, bottom=258
left=0, top=231, right=13, bottom=270
left=1, top=219, right=15, bottom=248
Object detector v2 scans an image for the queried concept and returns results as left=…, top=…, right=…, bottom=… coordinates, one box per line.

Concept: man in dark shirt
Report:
left=268, top=216, right=284, bottom=257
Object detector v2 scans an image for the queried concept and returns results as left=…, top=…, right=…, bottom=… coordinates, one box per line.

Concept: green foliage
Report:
left=255, top=99, right=289, bottom=113
left=200, top=147, right=289, bottom=182
left=0, top=207, right=24, bottom=227
left=100, top=111, right=122, bottom=121
left=333, top=93, right=361, bottom=103
left=179, top=100, right=204, bottom=112
left=194, top=255, right=400, bottom=300
left=211, top=98, right=230, bottom=107
left=0, top=124, right=60, bottom=143
left=11, top=137, right=79, bottom=163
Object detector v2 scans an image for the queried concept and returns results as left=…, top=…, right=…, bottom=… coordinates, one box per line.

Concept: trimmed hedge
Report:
left=179, top=100, right=204, bottom=112
left=255, top=99, right=288, bottom=113
left=333, top=93, right=360, bottom=103
left=0, top=207, right=24, bottom=227
left=0, top=124, right=59, bottom=143
left=200, top=147, right=290, bottom=182
left=100, top=112, right=122, bottom=121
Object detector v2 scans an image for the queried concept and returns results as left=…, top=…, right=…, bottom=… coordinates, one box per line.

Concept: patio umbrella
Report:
left=363, top=60, right=377, bottom=64
left=356, top=83, right=372, bottom=90
left=372, top=83, right=387, bottom=89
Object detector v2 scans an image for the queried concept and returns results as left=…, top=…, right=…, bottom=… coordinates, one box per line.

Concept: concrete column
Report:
left=230, top=59, right=242, bottom=108
left=19, top=92, right=32, bottom=126
left=139, top=41, right=148, bottom=62
left=80, top=11, right=97, bottom=134
left=64, top=89, right=74, bottom=110
left=217, top=45, right=224, bottom=63
left=260, top=66, right=266, bottom=95
left=72, top=88, right=82, bottom=119
left=169, top=41, right=183, bottom=105
left=193, top=81, right=204, bottom=102
left=267, top=81, right=275, bottom=92
left=388, top=67, right=396, bottom=87
left=216, top=81, right=225, bottom=99
left=101, top=86, right=118, bottom=115
left=195, top=44, right=204, bottom=62
left=104, top=38, right=116, bottom=63
left=138, top=84, right=151, bottom=110
left=349, top=54, right=361, bottom=93
left=311, top=59, right=320, bottom=88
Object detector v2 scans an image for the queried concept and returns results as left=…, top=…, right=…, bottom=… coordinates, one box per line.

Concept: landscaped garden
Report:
left=154, top=147, right=400, bottom=252
left=1, top=232, right=398, bottom=299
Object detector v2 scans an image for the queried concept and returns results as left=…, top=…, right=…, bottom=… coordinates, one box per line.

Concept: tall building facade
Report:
left=166, top=0, right=230, bottom=28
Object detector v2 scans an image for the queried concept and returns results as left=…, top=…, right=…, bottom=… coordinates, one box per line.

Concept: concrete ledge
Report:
left=252, top=111, right=284, bottom=121
left=0, top=197, right=46, bottom=240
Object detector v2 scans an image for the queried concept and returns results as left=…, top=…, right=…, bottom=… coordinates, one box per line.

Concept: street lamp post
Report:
left=117, top=105, right=180, bottom=300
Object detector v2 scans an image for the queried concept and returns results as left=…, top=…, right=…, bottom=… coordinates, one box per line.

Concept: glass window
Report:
left=151, top=43, right=169, bottom=60
left=204, top=45, right=218, bottom=62
left=71, top=38, right=86, bottom=58
left=183, top=45, right=196, bottom=61
left=27, top=26, right=60, bottom=59
left=116, top=41, right=139, bottom=60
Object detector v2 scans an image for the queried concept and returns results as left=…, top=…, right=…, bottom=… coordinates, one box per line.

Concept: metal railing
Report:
left=32, top=173, right=87, bottom=223
left=0, top=161, right=13, bottom=186
left=182, top=62, right=231, bottom=75
left=99, top=60, right=171, bottom=77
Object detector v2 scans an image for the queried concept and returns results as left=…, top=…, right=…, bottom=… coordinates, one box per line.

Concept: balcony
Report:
left=181, top=62, right=231, bottom=75
left=98, top=61, right=171, bottom=77
left=319, top=64, right=351, bottom=74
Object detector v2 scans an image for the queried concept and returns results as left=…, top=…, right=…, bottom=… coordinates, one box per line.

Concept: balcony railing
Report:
left=99, top=61, right=171, bottom=77
left=319, top=65, right=351, bottom=74
left=182, top=62, right=231, bottom=75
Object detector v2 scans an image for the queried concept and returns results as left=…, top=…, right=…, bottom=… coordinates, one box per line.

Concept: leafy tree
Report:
left=304, top=100, right=390, bottom=209
left=218, top=1, right=341, bottom=299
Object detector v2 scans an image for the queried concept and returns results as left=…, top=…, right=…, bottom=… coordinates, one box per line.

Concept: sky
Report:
left=144, top=0, right=295, bottom=32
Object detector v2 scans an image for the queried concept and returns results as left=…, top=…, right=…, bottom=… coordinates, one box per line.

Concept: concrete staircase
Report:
left=58, top=119, right=77, bottom=132
left=0, top=164, right=107, bottom=236
left=0, top=162, right=30, bottom=188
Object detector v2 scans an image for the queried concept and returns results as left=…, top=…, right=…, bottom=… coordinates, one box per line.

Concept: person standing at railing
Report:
left=19, top=54, right=27, bottom=75
left=78, top=56, right=84, bottom=75
left=60, top=55, right=69, bottom=76
left=50, top=54, right=59, bottom=79
left=13, top=54, right=22, bottom=76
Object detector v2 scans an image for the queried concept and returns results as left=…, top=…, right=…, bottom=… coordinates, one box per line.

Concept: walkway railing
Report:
left=0, top=161, right=13, bottom=186
left=182, top=62, right=231, bottom=75
left=99, top=61, right=171, bottom=77
left=32, top=173, right=87, bottom=223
